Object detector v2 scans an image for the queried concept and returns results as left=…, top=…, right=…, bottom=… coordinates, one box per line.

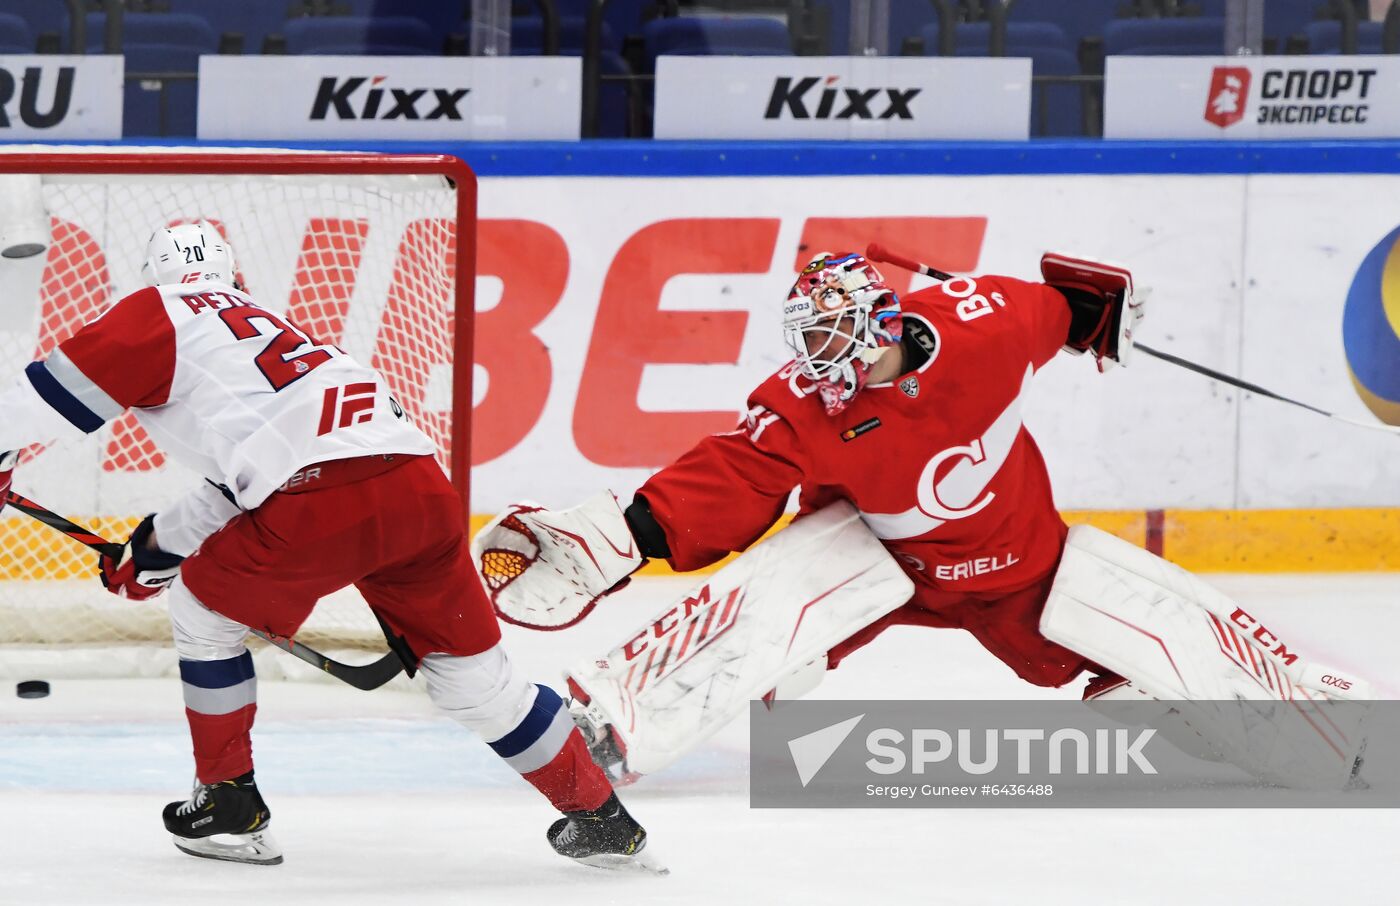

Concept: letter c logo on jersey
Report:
left=914, top=440, right=995, bottom=521
left=1343, top=224, right=1400, bottom=426
left=859, top=366, right=1033, bottom=540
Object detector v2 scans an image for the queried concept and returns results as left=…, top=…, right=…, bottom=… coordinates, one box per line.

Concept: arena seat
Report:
left=1103, top=17, right=1227, bottom=55
left=282, top=15, right=438, bottom=55
left=84, top=12, right=218, bottom=137
left=1302, top=19, right=1387, bottom=53
left=0, top=13, right=33, bottom=53
left=1155, top=0, right=1362, bottom=47
left=0, top=0, right=64, bottom=49
left=559, top=0, right=653, bottom=49
left=513, top=17, right=633, bottom=137
left=641, top=16, right=792, bottom=70
left=920, top=21, right=1082, bottom=136
left=512, top=16, right=614, bottom=55
left=1004, top=0, right=1132, bottom=52
left=156, top=0, right=285, bottom=53
left=805, top=0, right=942, bottom=55
left=323, top=0, right=467, bottom=35
left=85, top=12, right=219, bottom=55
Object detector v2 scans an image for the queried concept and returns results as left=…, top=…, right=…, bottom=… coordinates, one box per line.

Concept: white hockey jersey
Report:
left=0, top=281, right=435, bottom=552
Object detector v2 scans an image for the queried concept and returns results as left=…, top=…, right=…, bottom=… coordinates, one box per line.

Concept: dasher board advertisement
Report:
left=198, top=55, right=581, bottom=140
left=1105, top=54, right=1400, bottom=138
left=653, top=55, right=1031, bottom=140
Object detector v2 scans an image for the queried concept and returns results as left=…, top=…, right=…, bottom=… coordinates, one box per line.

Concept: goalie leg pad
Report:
left=1043, top=525, right=1371, bottom=790
left=1086, top=679, right=1226, bottom=764
left=568, top=501, right=914, bottom=776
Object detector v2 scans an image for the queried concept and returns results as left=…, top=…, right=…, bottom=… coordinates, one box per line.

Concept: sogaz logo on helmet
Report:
left=1343, top=225, right=1400, bottom=424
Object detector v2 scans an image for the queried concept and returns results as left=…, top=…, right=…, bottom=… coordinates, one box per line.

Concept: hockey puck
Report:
left=16, top=680, right=50, bottom=699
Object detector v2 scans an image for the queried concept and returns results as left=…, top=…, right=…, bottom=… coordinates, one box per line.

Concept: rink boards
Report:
left=5, top=143, right=1400, bottom=575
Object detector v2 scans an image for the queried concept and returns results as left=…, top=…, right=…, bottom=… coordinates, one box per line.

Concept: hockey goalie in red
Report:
left=0, top=223, right=660, bottom=872
left=475, top=249, right=1372, bottom=790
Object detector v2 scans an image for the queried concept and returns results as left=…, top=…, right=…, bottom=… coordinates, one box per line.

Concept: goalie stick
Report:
left=3, top=490, right=406, bottom=692
left=864, top=243, right=1400, bottom=438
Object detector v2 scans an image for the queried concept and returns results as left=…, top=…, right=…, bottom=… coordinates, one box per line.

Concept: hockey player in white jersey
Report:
left=0, top=222, right=659, bottom=871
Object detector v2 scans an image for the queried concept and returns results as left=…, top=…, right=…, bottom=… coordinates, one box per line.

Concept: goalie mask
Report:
left=783, top=252, right=903, bottom=416
left=141, top=221, right=238, bottom=288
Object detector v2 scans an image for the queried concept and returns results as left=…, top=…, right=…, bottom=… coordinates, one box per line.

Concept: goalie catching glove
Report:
left=471, top=492, right=644, bottom=630
left=99, top=514, right=184, bottom=601
left=1042, top=252, right=1145, bottom=369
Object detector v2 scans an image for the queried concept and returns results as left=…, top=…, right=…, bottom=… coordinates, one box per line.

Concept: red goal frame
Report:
left=0, top=151, right=478, bottom=514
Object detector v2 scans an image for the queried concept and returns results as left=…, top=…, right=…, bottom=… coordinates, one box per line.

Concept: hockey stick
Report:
left=864, top=243, right=1400, bottom=438
left=2, top=490, right=406, bottom=691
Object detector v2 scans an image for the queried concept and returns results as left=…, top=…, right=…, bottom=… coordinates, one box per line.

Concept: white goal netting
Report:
left=0, top=152, right=471, bottom=677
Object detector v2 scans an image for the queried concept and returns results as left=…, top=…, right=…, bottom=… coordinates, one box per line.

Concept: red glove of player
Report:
left=0, top=450, right=15, bottom=514
left=98, top=514, right=185, bottom=601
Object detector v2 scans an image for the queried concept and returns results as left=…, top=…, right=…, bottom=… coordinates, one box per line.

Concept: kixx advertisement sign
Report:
left=197, top=55, right=581, bottom=140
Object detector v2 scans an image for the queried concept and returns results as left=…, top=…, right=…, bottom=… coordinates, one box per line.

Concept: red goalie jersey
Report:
left=637, top=274, right=1092, bottom=686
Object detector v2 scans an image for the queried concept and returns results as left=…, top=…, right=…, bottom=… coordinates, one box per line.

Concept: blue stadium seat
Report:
left=920, top=22, right=1082, bottom=136
left=806, top=0, right=940, bottom=55
left=512, top=16, right=615, bottom=54
left=888, top=2, right=941, bottom=52
left=1266, top=1, right=1330, bottom=43
left=85, top=13, right=218, bottom=137
left=1103, top=17, right=1227, bottom=54
left=923, top=21, right=1073, bottom=55
left=1161, top=1, right=1359, bottom=46
left=512, top=16, right=632, bottom=137
left=1303, top=19, right=1386, bottom=53
left=326, top=0, right=467, bottom=35
left=806, top=0, right=850, bottom=53
left=642, top=16, right=792, bottom=71
left=0, top=13, right=33, bottom=53
left=556, top=0, right=652, bottom=49
left=589, top=52, right=634, bottom=137
left=283, top=15, right=438, bottom=55
left=1005, top=0, right=1128, bottom=51
left=86, top=12, right=218, bottom=54
left=1, top=0, right=64, bottom=48
left=156, top=0, right=286, bottom=53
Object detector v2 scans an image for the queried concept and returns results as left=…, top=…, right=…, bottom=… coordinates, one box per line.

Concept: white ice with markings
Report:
left=2, top=574, right=1397, bottom=905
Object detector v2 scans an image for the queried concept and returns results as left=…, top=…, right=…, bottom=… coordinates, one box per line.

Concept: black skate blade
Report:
left=572, top=845, right=669, bottom=876
left=172, top=829, right=283, bottom=866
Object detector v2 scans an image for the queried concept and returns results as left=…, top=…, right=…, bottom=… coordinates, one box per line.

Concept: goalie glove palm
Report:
left=471, top=492, right=643, bottom=630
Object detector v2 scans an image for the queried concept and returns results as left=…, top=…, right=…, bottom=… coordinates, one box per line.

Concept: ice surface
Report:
left=2, top=574, right=1398, bottom=904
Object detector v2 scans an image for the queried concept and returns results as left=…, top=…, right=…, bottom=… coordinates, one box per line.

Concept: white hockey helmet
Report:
left=140, top=221, right=237, bottom=287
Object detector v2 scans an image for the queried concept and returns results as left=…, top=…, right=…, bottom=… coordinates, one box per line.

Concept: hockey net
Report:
left=0, top=150, right=474, bottom=679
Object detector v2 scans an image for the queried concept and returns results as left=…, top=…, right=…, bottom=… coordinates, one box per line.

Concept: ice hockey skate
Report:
left=547, top=793, right=666, bottom=874
left=162, top=772, right=282, bottom=866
